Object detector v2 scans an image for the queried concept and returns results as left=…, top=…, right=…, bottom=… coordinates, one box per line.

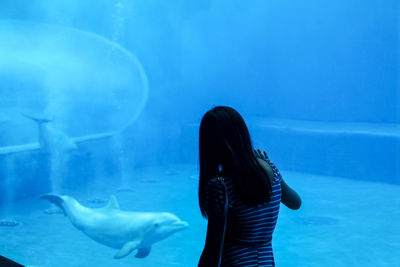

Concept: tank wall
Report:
left=0, top=0, right=399, bottom=202
left=1, top=0, right=398, bottom=123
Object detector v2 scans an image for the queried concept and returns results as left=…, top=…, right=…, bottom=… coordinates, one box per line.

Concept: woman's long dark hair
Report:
left=198, top=106, right=272, bottom=218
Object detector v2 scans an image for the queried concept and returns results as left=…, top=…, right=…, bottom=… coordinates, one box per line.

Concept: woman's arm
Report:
left=281, top=178, right=301, bottom=210
left=198, top=179, right=226, bottom=267
left=198, top=216, right=223, bottom=267
left=255, top=149, right=302, bottom=210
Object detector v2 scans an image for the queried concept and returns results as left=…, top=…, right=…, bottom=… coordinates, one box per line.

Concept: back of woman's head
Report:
left=198, top=106, right=272, bottom=218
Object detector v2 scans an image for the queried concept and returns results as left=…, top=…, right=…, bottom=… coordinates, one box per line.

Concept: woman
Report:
left=198, top=106, right=301, bottom=267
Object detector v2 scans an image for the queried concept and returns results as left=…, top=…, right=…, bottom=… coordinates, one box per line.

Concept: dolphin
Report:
left=40, top=194, right=189, bottom=259
left=20, top=113, right=80, bottom=193
left=21, top=113, right=77, bottom=155
left=5, top=113, right=120, bottom=192
left=0, top=113, right=118, bottom=156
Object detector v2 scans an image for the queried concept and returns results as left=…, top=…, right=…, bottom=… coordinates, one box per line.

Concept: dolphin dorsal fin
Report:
left=105, top=195, right=120, bottom=210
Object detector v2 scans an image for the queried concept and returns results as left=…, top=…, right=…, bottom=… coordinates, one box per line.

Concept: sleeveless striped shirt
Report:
left=206, top=159, right=282, bottom=267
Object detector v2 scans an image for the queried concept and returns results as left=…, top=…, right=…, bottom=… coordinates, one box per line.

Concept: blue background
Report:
left=0, top=0, right=399, bottom=203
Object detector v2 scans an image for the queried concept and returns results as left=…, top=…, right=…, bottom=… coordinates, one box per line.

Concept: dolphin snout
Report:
left=174, top=221, right=189, bottom=230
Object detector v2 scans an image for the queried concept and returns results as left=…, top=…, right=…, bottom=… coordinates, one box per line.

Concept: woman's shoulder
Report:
left=257, top=158, right=282, bottom=183
left=207, top=176, right=226, bottom=190
left=257, top=158, right=275, bottom=183
left=207, top=176, right=232, bottom=199
left=206, top=176, right=228, bottom=212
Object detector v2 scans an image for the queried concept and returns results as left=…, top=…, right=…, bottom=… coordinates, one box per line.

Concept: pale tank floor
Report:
left=0, top=165, right=399, bottom=267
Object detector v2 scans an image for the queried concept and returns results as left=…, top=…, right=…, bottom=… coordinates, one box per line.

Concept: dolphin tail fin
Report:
left=21, top=113, right=53, bottom=124
left=40, top=194, right=66, bottom=215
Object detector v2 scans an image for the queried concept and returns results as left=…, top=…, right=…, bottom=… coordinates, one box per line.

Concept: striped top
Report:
left=206, top=159, right=282, bottom=266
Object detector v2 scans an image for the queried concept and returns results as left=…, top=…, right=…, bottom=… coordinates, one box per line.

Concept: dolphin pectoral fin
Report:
left=114, top=240, right=140, bottom=259
left=135, top=247, right=151, bottom=258
left=0, top=143, right=41, bottom=155
left=104, top=195, right=120, bottom=210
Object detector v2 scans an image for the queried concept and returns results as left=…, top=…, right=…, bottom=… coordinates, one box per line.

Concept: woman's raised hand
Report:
left=254, top=149, right=269, bottom=161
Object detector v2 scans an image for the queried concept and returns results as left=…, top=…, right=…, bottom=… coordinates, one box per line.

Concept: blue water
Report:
left=1, top=168, right=399, bottom=266
left=0, top=1, right=399, bottom=266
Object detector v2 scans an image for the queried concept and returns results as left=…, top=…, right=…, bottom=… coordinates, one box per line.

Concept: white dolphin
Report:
left=0, top=113, right=120, bottom=192
left=21, top=113, right=77, bottom=155
left=0, top=113, right=118, bottom=156
left=41, top=194, right=189, bottom=259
